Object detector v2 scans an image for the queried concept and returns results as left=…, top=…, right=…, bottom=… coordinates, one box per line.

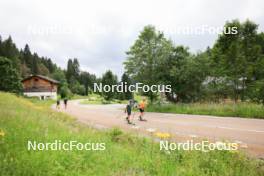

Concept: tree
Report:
left=159, top=46, right=209, bottom=102
left=246, top=79, right=264, bottom=105
left=0, top=36, right=20, bottom=71
left=79, top=71, right=94, bottom=95
left=0, top=57, right=22, bottom=93
left=72, top=58, right=80, bottom=78
left=211, top=20, right=264, bottom=102
left=20, top=62, right=31, bottom=78
left=60, top=83, right=72, bottom=99
left=38, top=63, right=50, bottom=76
left=121, top=73, right=133, bottom=100
left=66, top=58, right=80, bottom=80
left=71, top=82, right=86, bottom=95
left=101, top=70, right=118, bottom=100
left=32, top=53, right=40, bottom=74
left=0, top=35, right=2, bottom=56
left=21, top=44, right=33, bottom=69
left=66, top=58, right=82, bottom=94
left=124, top=25, right=171, bottom=102
left=66, top=59, right=74, bottom=81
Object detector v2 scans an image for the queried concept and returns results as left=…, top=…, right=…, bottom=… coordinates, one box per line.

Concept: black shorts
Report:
left=139, top=108, right=144, bottom=113
left=127, top=111, right=131, bottom=116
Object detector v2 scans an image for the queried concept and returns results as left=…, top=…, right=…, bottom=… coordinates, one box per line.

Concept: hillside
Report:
left=0, top=92, right=263, bottom=176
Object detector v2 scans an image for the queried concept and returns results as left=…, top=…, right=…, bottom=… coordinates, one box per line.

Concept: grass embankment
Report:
left=0, top=92, right=264, bottom=175
left=148, top=102, right=264, bottom=119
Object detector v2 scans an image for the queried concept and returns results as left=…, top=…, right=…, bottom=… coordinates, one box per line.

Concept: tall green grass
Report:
left=148, top=102, right=264, bottom=119
left=80, top=94, right=128, bottom=105
left=0, top=92, right=263, bottom=175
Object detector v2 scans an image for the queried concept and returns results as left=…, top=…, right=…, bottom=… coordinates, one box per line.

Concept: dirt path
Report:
left=53, top=100, right=264, bottom=158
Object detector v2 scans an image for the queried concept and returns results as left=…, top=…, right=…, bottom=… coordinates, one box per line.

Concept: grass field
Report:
left=147, top=102, right=264, bottom=119
left=0, top=92, right=264, bottom=175
left=79, top=94, right=127, bottom=105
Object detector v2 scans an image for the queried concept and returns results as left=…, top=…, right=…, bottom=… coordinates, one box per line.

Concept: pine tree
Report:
left=121, top=73, right=133, bottom=100
left=32, top=53, right=39, bottom=74
left=102, top=70, right=118, bottom=100
left=0, top=56, right=22, bottom=93
left=0, top=36, right=20, bottom=71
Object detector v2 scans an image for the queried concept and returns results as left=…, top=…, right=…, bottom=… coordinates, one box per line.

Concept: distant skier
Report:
left=56, top=99, right=60, bottom=109
left=64, top=98, right=68, bottom=109
left=125, top=100, right=135, bottom=125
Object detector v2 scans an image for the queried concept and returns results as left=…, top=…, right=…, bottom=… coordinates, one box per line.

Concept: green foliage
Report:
left=79, top=71, right=96, bottom=95
left=125, top=20, right=264, bottom=104
left=109, top=128, right=123, bottom=142
left=148, top=102, right=264, bottom=119
left=101, top=70, right=118, bottom=100
left=0, top=35, right=97, bottom=97
left=0, top=36, right=20, bottom=70
left=60, top=84, right=72, bottom=99
left=66, top=58, right=80, bottom=82
left=120, top=73, right=133, bottom=100
left=1, top=19, right=264, bottom=102
left=247, top=80, right=264, bottom=105
left=72, top=83, right=86, bottom=95
left=210, top=20, right=264, bottom=102
left=0, top=35, right=59, bottom=79
left=0, top=57, right=22, bottom=93
left=124, top=25, right=171, bottom=102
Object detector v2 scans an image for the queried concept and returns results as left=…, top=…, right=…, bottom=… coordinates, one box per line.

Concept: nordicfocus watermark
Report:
left=27, top=24, right=238, bottom=36
left=27, top=140, right=106, bottom=151
left=93, top=82, right=171, bottom=93
left=160, top=140, right=238, bottom=152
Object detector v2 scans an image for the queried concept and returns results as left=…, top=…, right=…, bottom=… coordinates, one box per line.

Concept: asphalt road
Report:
left=53, top=100, right=264, bottom=157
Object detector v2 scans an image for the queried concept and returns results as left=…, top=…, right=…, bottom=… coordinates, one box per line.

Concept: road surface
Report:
left=53, top=100, right=264, bottom=158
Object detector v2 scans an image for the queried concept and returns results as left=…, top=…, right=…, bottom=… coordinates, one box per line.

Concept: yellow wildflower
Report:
left=0, top=130, right=5, bottom=137
left=155, top=132, right=171, bottom=139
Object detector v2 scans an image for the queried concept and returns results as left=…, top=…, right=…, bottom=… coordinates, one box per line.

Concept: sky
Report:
left=0, top=0, right=263, bottom=77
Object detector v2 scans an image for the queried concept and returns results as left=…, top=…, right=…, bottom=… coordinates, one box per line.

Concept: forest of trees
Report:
left=124, top=19, right=264, bottom=104
left=0, top=19, right=264, bottom=103
left=0, top=35, right=131, bottom=99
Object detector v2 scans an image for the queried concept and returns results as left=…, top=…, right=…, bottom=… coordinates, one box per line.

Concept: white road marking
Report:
left=234, top=140, right=243, bottom=144
left=240, top=144, right=248, bottom=148
left=146, top=128, right=156, bottom=133
left=218, top=126, right=264, bottom=133
left=147, top=118, right=264, bottom=133
left=189, top=134, right=197, bottom=138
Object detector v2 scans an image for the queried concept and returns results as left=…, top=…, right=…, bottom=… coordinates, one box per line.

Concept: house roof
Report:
left=22, top=75, right=60, bottom=84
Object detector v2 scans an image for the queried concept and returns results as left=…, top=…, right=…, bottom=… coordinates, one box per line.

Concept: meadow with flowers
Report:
left=0, top=92, right=264, bottom=175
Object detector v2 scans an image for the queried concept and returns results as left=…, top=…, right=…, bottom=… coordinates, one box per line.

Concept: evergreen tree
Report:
left=21, top=44, right=33, bottom=71
left=101, top=70, right=118, bottom=100
left=121, top=73, right=133, bottom=100
left=79, top=71, right=92, bottom=95
left=32, top=53, right=39, bottom=74
left=66, top=59, right=74, bottom=81
left=0, top=56, right=22, bottom=93
left=0, top=36, right=20, bottom=71
left=72, top=58, right=80, bottom=78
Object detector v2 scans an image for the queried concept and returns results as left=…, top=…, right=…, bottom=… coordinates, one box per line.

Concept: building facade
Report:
left=22, top=75, right=59, bottom=100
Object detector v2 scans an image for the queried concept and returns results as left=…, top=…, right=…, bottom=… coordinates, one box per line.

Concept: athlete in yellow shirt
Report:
left=138, top=98, right=147, bottom=121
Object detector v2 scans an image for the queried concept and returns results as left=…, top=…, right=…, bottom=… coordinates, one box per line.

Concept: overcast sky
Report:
left=0, top=0, right=263, bottom=77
